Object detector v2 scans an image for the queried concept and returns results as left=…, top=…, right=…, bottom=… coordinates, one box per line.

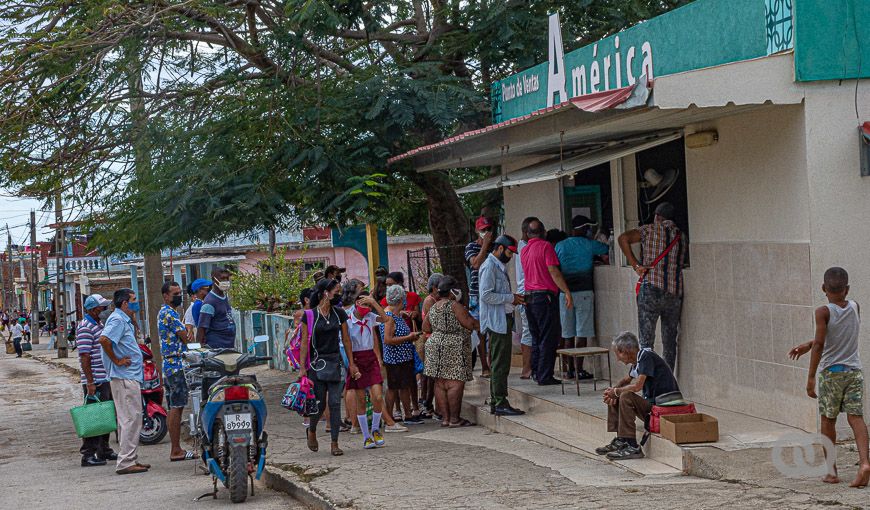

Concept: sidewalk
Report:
left=22, top=347, right=870, bottom=509
left=254, top=367, right=870, bottom=510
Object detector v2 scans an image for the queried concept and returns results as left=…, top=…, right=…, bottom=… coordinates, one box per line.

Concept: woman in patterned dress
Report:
left=379, top=285, right=425, bottom=425
left=423, top=275, right=479, bottom=427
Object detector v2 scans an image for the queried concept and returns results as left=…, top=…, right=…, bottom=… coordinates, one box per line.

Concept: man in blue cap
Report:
left=183, top=278, right=211, bottom=340
left=76, top=294, right=117, bottom=466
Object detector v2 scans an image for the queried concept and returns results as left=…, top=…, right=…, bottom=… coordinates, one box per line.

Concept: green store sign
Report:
left=492, top=0, right=869, bottom=123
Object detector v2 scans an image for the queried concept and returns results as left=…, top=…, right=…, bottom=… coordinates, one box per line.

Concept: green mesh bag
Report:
left=70, top=396, right=117, bottom=438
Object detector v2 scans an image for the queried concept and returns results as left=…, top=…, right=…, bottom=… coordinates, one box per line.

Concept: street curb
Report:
left=23, top=352, right=80, bottom=378
left=262, top=465, right=340, bottom=510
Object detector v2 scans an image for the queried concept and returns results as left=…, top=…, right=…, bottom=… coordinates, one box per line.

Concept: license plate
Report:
left=224, top=413, right=252, bottom=431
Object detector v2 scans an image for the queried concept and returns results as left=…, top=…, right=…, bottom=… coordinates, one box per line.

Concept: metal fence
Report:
left=406, top=245, right=467, bottom=295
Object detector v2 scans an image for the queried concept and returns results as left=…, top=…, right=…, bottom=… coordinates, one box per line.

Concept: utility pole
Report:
left=128, top=51, right=162, bottom=366
left=55, top=194, right=68, bottom=358
left=268, top=227, right=277, bottom=273
left=6, top=225, right=14, bottom=311
left=30, top=211, right=39, bottom=343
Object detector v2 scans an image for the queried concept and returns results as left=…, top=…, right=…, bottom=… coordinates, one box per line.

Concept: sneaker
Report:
left=606, top=444, right=645, bottom=460
left=372, top=430, right=385, bottom=446
left=363, top=437, right=377, bottom=449
left=595, top=438, right=628, bottom=455
left=403, top=416, right=424, bottom=425
left=350, top=427, right=362, bottom=435
left=384, top=423, right=408, bottom=433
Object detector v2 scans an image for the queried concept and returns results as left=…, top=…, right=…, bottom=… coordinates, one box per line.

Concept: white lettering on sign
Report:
left=546, top=13, right=568, bottom=107
left=502, top=71, right=540, bottom=104
left=570, top=35, right=654, bottom=97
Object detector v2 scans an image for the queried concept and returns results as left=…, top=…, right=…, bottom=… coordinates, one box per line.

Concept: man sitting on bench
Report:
left=595, top=331, right=681, bottom=460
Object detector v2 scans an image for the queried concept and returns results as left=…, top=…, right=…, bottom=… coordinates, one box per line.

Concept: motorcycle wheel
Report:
left=140, top=413, right=168, bottom=445
left=228, top=444, right=249, bottom=503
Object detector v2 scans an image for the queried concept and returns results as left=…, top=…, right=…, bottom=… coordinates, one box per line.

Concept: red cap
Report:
left=475, top=216, right=494, bottom=231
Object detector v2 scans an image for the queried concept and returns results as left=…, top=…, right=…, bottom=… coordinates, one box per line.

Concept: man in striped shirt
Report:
left=77, top=294, right=117, bottom=467
left=618, top=202, right=688, bottom=370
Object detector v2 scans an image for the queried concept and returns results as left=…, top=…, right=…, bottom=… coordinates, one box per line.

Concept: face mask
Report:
left=450, top=289, right=462, bottom=302
left=330, top=295, right=341, bottom=306
left=356, top=306, right=371, bottom=317
left=127, top=301, right=140, bottom=313
left=478, top=230, right=488, bottom=239
left=214, top=278, right=231, bottom=292
left=171, top=295, right=183, bottom=308
left=496, top=250, right=512, bottom=263
left=98, top=309, right=111, bottom=321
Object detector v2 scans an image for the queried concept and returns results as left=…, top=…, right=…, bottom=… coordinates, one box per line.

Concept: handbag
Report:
left=70, top=395, right=118, bottom=438
left=5, top=341, right=14, bottom=355
left=22, top=341, right=32, bottom=352
left=635, top=233, right=681, bottom=296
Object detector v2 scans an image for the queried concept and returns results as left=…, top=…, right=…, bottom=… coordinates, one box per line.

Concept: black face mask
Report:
left=496, top=250, right=512, bottom=264
left=171, top=295, right=183, bottom=308
left=330, top=295, right=342, bottom=306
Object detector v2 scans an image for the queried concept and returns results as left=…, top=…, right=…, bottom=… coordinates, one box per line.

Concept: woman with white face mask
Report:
left=422, top=275, right=479, bottom=428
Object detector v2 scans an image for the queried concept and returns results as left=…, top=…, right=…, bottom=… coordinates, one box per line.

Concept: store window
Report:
left=564, top=162, right=613, bottom=233
left=634, top=138, right=690, bottom=263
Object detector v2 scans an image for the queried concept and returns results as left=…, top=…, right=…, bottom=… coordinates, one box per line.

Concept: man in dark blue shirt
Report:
left=196, top=266, right=237, bottom=349
left=596, top=331, right=680, bottom=461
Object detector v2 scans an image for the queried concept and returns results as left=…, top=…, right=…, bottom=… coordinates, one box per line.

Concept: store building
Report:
left=390, top=0, right=870, bottom=432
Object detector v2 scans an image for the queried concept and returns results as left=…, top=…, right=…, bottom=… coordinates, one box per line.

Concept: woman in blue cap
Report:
left=184, top=278, right=212, bottom=340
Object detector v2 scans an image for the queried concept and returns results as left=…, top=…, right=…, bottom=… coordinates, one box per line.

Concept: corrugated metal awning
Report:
left=457, top=131, right=683, bottom=194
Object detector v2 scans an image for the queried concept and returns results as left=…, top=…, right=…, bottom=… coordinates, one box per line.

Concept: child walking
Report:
left=789, top=267, right=870, bottom=487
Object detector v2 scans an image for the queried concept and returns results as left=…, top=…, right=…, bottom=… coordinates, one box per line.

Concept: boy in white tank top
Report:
left=790, top=267, right=870, bottom=487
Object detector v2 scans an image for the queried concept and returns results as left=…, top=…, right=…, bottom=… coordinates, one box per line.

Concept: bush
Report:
left=230, top=248, right=314, bottom=313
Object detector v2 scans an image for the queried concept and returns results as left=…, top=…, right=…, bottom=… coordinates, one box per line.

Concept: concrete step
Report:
left=462, top=373, right=825, bottom=480
left=461, top=399, right=683, bottom=477
left=463, top=376, right=685, bottom=476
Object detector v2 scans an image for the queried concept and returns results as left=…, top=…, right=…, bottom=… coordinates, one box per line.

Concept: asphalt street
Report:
left=0, top=353, right=303, bottom=509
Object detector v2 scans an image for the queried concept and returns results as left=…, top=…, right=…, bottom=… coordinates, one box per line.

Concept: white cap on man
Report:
left=83, top=294, right=111, bottom=310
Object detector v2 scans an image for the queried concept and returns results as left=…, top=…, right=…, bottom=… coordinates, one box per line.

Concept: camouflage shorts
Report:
left=818, top=369, right=864, bottom=419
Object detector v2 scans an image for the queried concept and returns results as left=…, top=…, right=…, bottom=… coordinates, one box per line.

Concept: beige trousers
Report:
left=110, top=378, right=142, bottom=470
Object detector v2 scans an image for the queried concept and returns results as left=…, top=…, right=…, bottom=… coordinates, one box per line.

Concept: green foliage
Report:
left=0, top=0, right=693, bottom=255
left=229, top=248, right=314, bottom=313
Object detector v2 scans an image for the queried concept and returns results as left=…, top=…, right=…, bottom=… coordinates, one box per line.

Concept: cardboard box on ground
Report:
left=660, top=414, right=719, bottom=444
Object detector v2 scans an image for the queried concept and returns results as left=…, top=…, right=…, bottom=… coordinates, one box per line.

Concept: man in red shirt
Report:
left=520, top=220, right=573, bottom=385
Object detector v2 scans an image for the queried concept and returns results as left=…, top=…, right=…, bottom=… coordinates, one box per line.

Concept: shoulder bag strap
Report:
left=635, top=233, right=681, bottom=296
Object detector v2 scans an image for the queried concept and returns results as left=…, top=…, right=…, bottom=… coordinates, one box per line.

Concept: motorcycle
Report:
left=184, top=345, right=270, bottom=503
left=139, top=343, right=168, bottom=445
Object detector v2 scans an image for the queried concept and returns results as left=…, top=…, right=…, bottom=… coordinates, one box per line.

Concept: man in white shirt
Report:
left=8, top=318, right=24, bottom=357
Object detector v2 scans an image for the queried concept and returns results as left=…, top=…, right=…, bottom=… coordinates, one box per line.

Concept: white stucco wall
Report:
left=802, top=79, right=870, bottom=424
left=683, top=104, right=812, bottom=243
left=502, top=179, right=563, bottom=237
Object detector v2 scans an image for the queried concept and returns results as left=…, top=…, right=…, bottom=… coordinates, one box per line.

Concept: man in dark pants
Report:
left=520, top=220, right=573, bottom=386
left=618, top=202, right=687, bottom=370
left=76, top=294, right=117, bottom=466
left=479, top=235, right=524, bottom=415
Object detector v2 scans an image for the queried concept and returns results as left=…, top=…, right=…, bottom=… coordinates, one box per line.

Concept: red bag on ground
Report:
left=650, top=403, right=696, bottom=434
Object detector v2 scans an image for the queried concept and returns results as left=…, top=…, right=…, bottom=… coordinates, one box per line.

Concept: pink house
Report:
left=231, top=229, right=434, bottom=287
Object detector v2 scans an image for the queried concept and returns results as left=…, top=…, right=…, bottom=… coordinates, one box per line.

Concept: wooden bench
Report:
left=555, top=347, right=613, bottom=395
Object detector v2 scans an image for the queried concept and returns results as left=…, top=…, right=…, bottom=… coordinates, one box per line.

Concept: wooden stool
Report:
left=555, top=347, right=612, bottom=395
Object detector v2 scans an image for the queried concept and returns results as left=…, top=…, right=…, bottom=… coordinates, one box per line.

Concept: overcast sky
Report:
left=0, top=192, right=54, bottom=251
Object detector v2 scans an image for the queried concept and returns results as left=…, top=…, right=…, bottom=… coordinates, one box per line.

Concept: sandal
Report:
left=448, top=418, right=475, bottom=428
left=331, top=442, right=344, bottom=456
left=307, top=429, right=319, bottom=452
left=171, top=450, right=199, bottom=462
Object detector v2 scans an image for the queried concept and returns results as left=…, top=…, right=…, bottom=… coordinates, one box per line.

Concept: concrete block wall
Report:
left=590, top=242, right=817, bottom=432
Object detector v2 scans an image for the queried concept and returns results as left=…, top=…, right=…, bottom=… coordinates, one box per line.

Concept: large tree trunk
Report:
left=407, top=170, right=470, bottom=290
